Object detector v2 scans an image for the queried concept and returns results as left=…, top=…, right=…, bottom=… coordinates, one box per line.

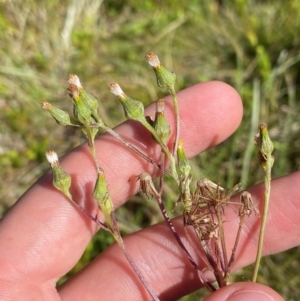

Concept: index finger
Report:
left=0, top=81, right=243, bottom=289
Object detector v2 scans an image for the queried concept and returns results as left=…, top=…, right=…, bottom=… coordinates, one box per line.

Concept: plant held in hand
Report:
left=43, top=53, right=274, bottom=299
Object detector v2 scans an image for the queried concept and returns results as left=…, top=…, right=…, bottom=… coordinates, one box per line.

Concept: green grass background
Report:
left=1, top=0, right=300, bottom=299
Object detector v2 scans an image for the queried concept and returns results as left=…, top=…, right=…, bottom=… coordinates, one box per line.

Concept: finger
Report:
left=202, top=282, right=284, bottom=301
left=0, top=81, right=242, bottom=290
left=58, top=171, right=300, bottom=300
left=61, top=80, right=243, bottom=208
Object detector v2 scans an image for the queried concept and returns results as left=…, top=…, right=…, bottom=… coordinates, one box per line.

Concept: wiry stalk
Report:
left=139, top=172, right=215, bottom=292
left=110, top=213, right=161, bottom=301
left=252, top=124, right=274, bottom=282
left=104, top=125, right=161, bottom=170
left=215, top=207, right=228, bottom=274
left=252, top=160, right=272, bottom=281
left=228, top=215, right=245, bottom=270
left=169, top=88, right=180, bottom=158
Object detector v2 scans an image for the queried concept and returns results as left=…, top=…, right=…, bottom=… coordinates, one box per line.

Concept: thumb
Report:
left=202, top=282, right=284, bottom=301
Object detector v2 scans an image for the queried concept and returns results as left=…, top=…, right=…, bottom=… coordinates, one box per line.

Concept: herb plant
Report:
left=43, top=53, right=274, bottom=300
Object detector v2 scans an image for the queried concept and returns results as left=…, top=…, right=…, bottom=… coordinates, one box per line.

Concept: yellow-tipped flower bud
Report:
left=177, top=140, right=191, bottom=178
left=109, top=82, right=145, bottom=122
left=45, top=151, right=72, bottom=198
left=41, top=102, right=72, bottom=126
left=145, top=52, right=176, bottom=92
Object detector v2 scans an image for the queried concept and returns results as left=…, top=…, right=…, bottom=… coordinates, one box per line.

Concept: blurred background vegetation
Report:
left=1, top=0, right=300, bottom=299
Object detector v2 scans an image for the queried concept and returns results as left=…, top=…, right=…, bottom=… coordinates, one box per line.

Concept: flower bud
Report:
left=93, top=169, right=114, bottom=231
left=153, top=99, right=170, bottom=144
left=68, top=74, right=92, bottom=125
left=145, top=52, right=176, bottom=92
left=80, top=89, right=101, bottom=123
left=177, top=140, right=191, bottom=178
left=45, top=151, right=72, bottom=198
left=41, top=102, right=72, bottom=126
left=255, top=123, right=274, bottom=168
left=109, top=82, right=145, bottom=122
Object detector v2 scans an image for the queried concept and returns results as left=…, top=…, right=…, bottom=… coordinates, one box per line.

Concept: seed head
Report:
left=109, top=82, right=125, bottom=97
left=45, top=150, right=59, bottom=167
left=145, top=52, right=161, bottom=68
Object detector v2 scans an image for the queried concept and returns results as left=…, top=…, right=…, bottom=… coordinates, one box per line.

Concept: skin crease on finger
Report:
left=57, top=171, right=300, bottom=301
left=203, top=282, right=285, bottom=301
left=0, top=81, right=246, bottom=301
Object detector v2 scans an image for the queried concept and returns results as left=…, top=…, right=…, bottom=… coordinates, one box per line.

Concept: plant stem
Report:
left=252, top=123, right=274, bottom=282
left=110, top=213, right=160, bottom=301
left=252, top=160, right=272, bottom=282
left=140, top=119, right=179, bottom=185
left=170, top=88, right=180, bottom=158
left=228, top=215, right=245, bottom=270
left=156, top=195, right=215, bottom=291
left=216, top=206, right=228, bottom=274
left=67, top=193, right=108, bottom=230
left=182, top=224, right=216, bottom=292
left=85, top=127, right=101, bottom=172
left=103, top=125, right=162, bottom=170
left=151, top=159, right=204, bottom=285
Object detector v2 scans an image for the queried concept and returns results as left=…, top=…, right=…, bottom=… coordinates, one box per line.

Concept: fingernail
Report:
left=229, top=290, right=275, bottom=301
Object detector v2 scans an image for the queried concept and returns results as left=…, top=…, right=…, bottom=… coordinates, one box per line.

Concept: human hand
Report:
left=0, top=81, right=293, bottom=300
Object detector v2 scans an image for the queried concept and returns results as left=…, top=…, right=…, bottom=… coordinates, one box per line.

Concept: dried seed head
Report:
left=195, top=178, right=223, bottom=200
left=156, top=98, right=165, bottom=113
left=45, top=150, right=59, bottom=166
left=68, top=83, right=80, bottom=99
left=145, top=52, right=161, bottom=68
left=41, top=102, right=52, bottom=110
left=145, top=52, right=176, bottom=92
left=68, top=74, right=83, bottom=99
left=109, top=82, right=125, bottom=97
left=139, top=172, right=157, bottom=199
left=239, top=191, right=260, bottom=217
